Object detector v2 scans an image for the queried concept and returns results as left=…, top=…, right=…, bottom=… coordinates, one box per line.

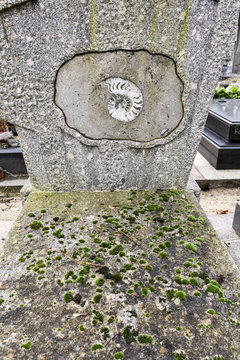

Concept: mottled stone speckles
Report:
left=0, top=0, right=32, bottom=11
left=104, top=78, right=143, bottom=122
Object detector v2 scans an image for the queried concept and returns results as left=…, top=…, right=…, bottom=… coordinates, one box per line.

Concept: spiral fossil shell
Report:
left=104, top=78, right=143, bottom=122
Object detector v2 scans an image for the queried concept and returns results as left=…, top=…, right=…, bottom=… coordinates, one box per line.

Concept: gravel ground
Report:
left=200, top=187, right=240, bottom=214
left=0, top=190, right=22, bottom=242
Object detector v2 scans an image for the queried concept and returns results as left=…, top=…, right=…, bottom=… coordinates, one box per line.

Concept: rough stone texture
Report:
left=0, top=0, right=239, bottom=191
left=233, top=13, right=240, bottom=74
left=0, top=0, right=32, bottom=12
left=0, top=190, right=240, bottom=359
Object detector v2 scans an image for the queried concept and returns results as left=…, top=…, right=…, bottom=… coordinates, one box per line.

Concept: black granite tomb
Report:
left=199, top=99, right=240, bottom=169
left=232, top=202, right=240, bottom=236
left=0, top=147, right=27, bottom=174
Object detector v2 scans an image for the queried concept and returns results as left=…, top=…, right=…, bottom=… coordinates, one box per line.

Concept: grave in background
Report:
left=199, top=99, right=240, bottom=169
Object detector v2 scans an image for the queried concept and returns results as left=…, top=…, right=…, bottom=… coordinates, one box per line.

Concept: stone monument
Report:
left=1, top=2, right=240, bottom=359
left=0, top=0, right=239, bottom=191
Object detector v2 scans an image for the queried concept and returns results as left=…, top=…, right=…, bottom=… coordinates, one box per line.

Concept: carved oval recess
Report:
left=104, top=78, right=143, bottom=122
left=55, top=50, right=184, bottom=143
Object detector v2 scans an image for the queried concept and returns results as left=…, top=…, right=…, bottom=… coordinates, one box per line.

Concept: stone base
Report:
left=199, top=127, right=240, bottom=169
left=0, top=190, right=240, bottom=359
left=233, top=202, right=240, bottom=236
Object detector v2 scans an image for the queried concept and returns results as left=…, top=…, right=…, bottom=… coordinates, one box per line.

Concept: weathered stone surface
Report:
left=0, top=190, right=240, bottom=359
left=55, top=51, right=183, bottom=142
left=0, top=0, right=239, bottom=191
left=0, top=0, right=32, bottom=12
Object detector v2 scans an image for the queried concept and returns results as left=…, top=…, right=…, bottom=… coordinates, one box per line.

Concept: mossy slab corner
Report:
left=0, top=189, right=240, bottom=359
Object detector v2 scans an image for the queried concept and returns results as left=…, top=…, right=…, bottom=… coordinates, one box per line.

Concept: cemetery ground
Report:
left=0, top=187, right=240, bottom=359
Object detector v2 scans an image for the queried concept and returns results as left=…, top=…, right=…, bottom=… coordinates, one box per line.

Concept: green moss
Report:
left=18, top=256, right=25, bottom=263
left=206, top=283, right=223, bottom=298
left=188, top=215, right=196, bottom=222
left=127, top=289, right=134, bottom=294
left=107, top=315, right=115, bottom=324
left=30, top=221, right=42, bottom=230
left=207, top=309, right=215, bottom=315
left=79, top=266, right=90, bottom=275
left=172, top=351, right=187, bottom=360
left=91, top=344, right=103, bottom=351
left=174, top=275, right=182, bottom=285
left=92, top=310, right=104, bottom=325
left=176, top=326, right=182, bottom=331
left=111, top=274, right=122, bottom=282
left=137, top=334, right=153, bottom=344
left=144, top=265, right=153, bottom=272
left=184, top=243, right=196, bottom=252
left=183, top=261, right=191, bottom=268
left=165, top=289, right=175, bottom=299
left=114, top=352, right=124, bottom=359
left=0, top=298, right=4, bottom=305
left=65, top=203, right=72, bottom=208
left=63, top=291, right=73, bottom=303
left=93, top=294, right=102, bottom=303
left=141, top=287, right=148, bottom=298
left=122, top=326, right=138, bottom=344
left=194, top=291, right=201, bottom=297
left=100, top=327, right=109, bottom=340
left=189, top=278, right=199, bottom=286
left=40, top=209, right=46, bottom=213
left=109, top=245, right=124, bottom=255
left=159, top=251, right=167, bottom=258
left=53, top=229, right=64, bottom=238
left=27, top=213, right=35, bottom=217
left=165, top=241, right=172, bottom=248
left=175, top=291, right=186, bottom=300
left=21, top=341, right=31, bottom=350
left=95, top=278, right=105, bottom=287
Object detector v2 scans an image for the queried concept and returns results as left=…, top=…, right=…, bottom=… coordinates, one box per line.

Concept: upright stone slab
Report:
left=0, top=0, right=239, bottom=190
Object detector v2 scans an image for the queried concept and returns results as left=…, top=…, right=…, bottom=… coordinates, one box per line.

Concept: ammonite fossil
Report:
left=104, top=78, right=143, bottom=122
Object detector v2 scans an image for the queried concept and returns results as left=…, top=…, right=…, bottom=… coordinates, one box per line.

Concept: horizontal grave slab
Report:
left=1, top=190, right=240, bottom=359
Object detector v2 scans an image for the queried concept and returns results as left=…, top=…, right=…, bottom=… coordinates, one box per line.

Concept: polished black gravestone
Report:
left=206, top=99, right=240, bottom=142
left=233, top=202, right=240, bottom=236
left=0, top=147, right=27, bottom=174
left=199, top=99, right=240, bottom=169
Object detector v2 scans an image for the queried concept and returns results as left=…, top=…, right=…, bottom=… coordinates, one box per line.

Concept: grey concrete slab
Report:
left=207, top=213, right=239, bottom=242
left=0, top=177, right=28, bottom=189
left=226, top=241, right=240, bottom=271
left=194, top=152, right=240, bottom=187
left=0, top=220, right=14, bottom=255
left=206, top=213, right=240, bottom=271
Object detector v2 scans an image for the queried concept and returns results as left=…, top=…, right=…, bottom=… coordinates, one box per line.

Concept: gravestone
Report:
left=233, top=12, right=240, bottom=73
left=0, top=0, right=239, bottom=191
left=199, top=99, right=240, bottom=169
left=1, top=2, right=240, bottom=359
left=233, top=201, right=240, bottom=235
